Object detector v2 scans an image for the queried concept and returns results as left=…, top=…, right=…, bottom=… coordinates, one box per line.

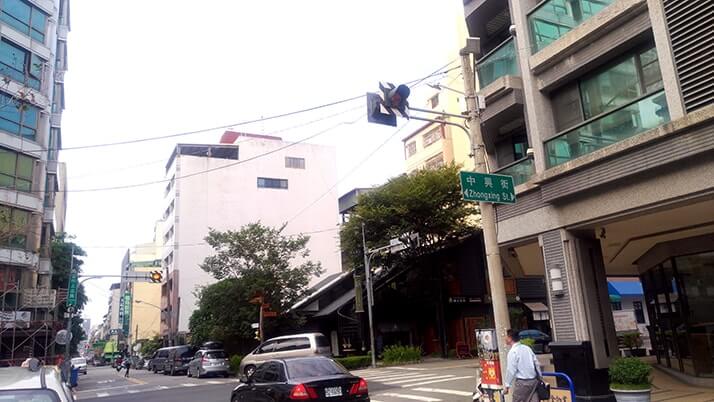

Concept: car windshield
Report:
left=71, top=358, right=86, bottom=364
left=205, top=351, right=226, bottom=359
left=0, top=389, right=60, bottom=401
left=286, top=359, right=348, bottom=379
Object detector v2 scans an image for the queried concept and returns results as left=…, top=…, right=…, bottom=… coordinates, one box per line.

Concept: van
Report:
left=163, top=345, right=197, bottom=376
left=149, top=347, right=172, bottom=373
left=239, top=333, right=331, bottom=377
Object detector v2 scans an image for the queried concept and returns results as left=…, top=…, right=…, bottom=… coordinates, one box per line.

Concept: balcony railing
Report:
left=494, top=155, right=535, bottom=187
left=545, top=90, right=669, bottom=168
left=476, top=38, right=519, bottom=88
left=528, top=0, right=613, bottom=53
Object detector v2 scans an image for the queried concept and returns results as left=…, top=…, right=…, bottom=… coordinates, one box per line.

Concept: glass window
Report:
left=274, top=337, right=310, bottom=352
left=405, top=142, right=416, bottom=158
left=424, top=154, right=444, bottom=170
left=476, top=38, right=519, bottom=87
left=285, top=156, right=305, bottom=169
left=0, top=206, right=30, bottom=248
left=0, top=148, right=34, bottom=192
left=422, top=127, right=441, bottom=148
left=580, top=56, right=642, bottom=119
left=1, top=0, right=48, bottom=43
left=633, top=301, right=645, bottom=324
left=0, top=92, right=39, bottom=140
left=205, top=351, right=226, bottom=359
left=257, top=341, right=276, bottom=354
left=0, top=390, right=59, bottom=401
left=315, top=335, right=330, bottom=348
left=611, top=302, right=622, bottom=311
left=528, top=0, right=613, bottom=53
left=285, top=359, right=347, bottom=379
left=0, top=40, right=43, bottom=90
left=257, top=177, right=288, bottom=189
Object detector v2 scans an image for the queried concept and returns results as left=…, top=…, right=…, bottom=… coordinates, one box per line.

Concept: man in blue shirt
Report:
left=504, top=329, right=541, bottom=402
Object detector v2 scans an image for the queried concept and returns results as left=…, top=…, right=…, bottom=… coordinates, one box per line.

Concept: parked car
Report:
left=71, top=357, right=88, bottom=375
left=187, top=349, right=230, bottom=378
left=231, top=356, right=369, bottom=402
left=519, top=329, right=552, bottom=353
left=0, top=362, right=75, bottom=401
left=164, top=345, right=198, bottom=376
left=148, top=347, right=172, bottom=373
left=240, top=333, right=331, bottom=377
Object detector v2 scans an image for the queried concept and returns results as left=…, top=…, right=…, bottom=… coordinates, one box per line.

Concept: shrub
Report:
left=609, top=357, right=651, bottom=390
left=520, top=338, right=536, bottom=349
left=335, top=355, right=372, bottom=370
left=622, top=332, right=643, bottom=351
left=383, top=345, right=422, bottom=365
left=229, top=355, right=243, bottom=374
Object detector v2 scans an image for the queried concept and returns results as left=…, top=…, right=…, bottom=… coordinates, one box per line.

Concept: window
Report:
left=0, top=148, right=33, bottom=192
left=274, top=337, right=310, bottom=352
left=285, top=156, right=305, bottom=169
left=405, top=141, right=416, bottom=158
left=0, top=92, right=39, bottom=140
left=257, top=177, right=288, bottom=189
left=611, top=301, right=622, bottom=311
left=429, top=94, right=439, bottom=108
left=1, top=0, right=48, bottom=42
left=256, top=340, right=276, bottom=354
left=254, top=362, right=285, bottom=383
left=0, top=40, right=43, bottom=90
left=205, top=351, right=226, bottom=359
left=210, top=146, right=238, bottom=160
left=633, top=301, right=645, bottom=324
left=286, top=359, right=347, bottom=379
left=424, top=153, right=444, bottom=170
left=0, top=206, right=30, bottom=248
left=422, top=127, right=441, bottom=148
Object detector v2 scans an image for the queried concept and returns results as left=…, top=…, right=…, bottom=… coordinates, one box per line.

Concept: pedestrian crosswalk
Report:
left=352, top=367, right=475, bottom=402
left=75, top=378, right=241, bottom=399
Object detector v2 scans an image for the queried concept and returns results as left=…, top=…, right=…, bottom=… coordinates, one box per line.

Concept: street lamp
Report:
left=135, top=300, right=162, bottom=310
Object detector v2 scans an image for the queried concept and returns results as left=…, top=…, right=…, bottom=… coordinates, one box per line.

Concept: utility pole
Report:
left=361, top=223, right=376, bottom=368
left=459, top=43, right=511, bottom=380
left=65, top=244, right=75, bottom=362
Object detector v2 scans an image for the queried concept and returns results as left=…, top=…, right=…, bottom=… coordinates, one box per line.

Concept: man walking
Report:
left=504, top=329, right=541, bottom=402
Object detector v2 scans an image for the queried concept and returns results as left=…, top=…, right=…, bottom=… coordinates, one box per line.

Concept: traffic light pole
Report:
left=459, top=45, right=511, bottom=385
left=64, top=245, right=75, bottom=365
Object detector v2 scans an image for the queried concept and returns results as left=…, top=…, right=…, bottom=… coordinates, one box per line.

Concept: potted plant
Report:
left=609, top=357, right=652, bottom=402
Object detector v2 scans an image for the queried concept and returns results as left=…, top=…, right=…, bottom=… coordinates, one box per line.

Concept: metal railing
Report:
left=494, top=155, right=535, bottom=187
left=476, top=38, right=519, bottom=88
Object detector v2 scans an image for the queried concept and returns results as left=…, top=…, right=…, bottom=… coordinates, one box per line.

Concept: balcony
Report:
left=545, top=90, right=669, bottom=168
left=528, top=0, right=613, bottom=53
left=494, top=156, right=535, bottom=187
left=476, top=38, right=519, bottom=88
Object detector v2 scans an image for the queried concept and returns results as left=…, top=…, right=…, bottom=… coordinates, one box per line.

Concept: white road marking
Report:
left=127, top=390, right=140, bottom=394
left=402, top=375, right=473, bottom=388
left=414, top=387, right=473, bottom=396
left=380, top=393, right=442, bottom=401
left=391, top=367, right=427, bottom=371
left=365, top=373, right=434, bottom=381
left=207, top=380, right=224, bottom=384
left=157, top=386, right=169, bottom=390
left=384, top=375, right=454, bottom=385
left=182, top=383, right=199, bottom=387
left=96, top=392, right=109, bottom=398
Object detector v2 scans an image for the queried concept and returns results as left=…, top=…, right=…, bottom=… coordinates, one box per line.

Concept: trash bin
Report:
left=69, top=367, right=79, bottom=388
left=549, top=341, right=614, bottom=401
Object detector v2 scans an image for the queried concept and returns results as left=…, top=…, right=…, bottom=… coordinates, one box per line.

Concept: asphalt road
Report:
left=76, top=359, right=480, bottom=402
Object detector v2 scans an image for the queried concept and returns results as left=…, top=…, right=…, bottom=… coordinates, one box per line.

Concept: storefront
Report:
left=639, top=236, right=714, bottom=377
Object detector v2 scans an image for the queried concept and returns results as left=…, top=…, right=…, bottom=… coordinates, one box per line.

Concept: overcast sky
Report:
left=63, top=0, right=466, bottom=327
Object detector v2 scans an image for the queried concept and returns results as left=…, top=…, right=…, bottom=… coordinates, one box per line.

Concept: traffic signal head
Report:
left=150, top=271, right=162, bottom=283
left=387, top=84, right=410, bottom=116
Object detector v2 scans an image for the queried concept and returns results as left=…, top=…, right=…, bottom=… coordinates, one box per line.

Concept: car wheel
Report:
left=223, top=372, right=230, bottom=378
left=152, top=366, right=158, bottom=374
left=187, top=368, right=192, bottom=378
left=244, top=365, right=255, bottom=377
left=196, top=368, right=202, bottom=379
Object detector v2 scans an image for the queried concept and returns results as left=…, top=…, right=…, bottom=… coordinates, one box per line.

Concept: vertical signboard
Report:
left=121, top=290, right=132, bottom=337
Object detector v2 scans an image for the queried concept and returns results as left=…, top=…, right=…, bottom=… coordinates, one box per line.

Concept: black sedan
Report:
left=231, top=356, right=370, bottom=401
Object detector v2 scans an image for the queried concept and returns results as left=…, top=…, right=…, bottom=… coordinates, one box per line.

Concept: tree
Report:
left=190, top=223, right=323, bottom=352
left=340, top=164, right=479, bottom=271
left=139, top=335, right=163, bottom=357
left=51, top=233, right=88, bottom=355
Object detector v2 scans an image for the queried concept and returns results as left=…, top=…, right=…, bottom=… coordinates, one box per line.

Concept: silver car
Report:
left=0, top=364, right=75, bottom=401
left=187, top=349, right=229, bottom=378
left=239, top=333, right=331, bottom=377
left=71, top=357, right=87, bottom=375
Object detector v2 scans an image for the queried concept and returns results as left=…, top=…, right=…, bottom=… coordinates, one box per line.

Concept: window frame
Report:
left=405, top=141, right=416, bottom=158
left=257, top=177, right=288, bottom=190
left=0, top=39, right=44, bottom=90
left=0, top=0, right=49, bottom=43
left=424, top=153, right=444, bottom=170
left=0, top=147, right=34, bottom=192
left=0, top=91, right=39, bottom=140
left=285, top=156, right=305, bottom=169
left=422, top=127, right=441, bottom=148
left=0, top=205, right=30, bottom=249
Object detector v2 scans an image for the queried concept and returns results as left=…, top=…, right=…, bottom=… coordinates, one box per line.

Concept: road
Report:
left=77, top=359, right=479, bottom=402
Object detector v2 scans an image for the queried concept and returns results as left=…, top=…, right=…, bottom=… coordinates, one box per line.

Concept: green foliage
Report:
left=140, top=336, right=163, bottom=357
left=520, top=338, right=536, bottom=349
left=229, top=355, right=243, bottom=374
left=622, top=332, right=643, bottom=351
left=609, top=357, right=651, bottom=389
left=340, top=165, right=479, bottom=272
left=51, top=233, right=88, bottom=355
left=190, top=223, right=322, bottom=348
left=382, top=345, right=422, bottom=365
left=335, top=355, right=372, bottom=370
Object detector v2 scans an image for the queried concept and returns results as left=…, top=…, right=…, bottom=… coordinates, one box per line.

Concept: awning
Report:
left=523, top=302, right=548, bottom=312
left=607, top=282, right=622, bottom=302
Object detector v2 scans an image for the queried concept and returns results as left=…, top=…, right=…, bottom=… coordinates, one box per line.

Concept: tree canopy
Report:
left=190, top=222, right=323, bottom=351
left=341, top=164, right=480, bottom=271
left=51, top=233, right=88, bottom=354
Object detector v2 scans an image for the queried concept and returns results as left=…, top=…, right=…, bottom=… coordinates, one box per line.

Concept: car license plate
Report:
left=324, top=387, right=342, bottom=397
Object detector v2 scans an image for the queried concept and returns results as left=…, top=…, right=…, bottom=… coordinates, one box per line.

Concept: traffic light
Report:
left=366, top=82, right=411, bottom=127
left=381, top=82, right=410, bottom=117
left=149, top=270, right=162, bottom=283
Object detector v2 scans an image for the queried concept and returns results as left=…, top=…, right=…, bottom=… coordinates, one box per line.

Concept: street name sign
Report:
left=67, top=271, right=78, bottom=307
left=459, top=171, right=516, bottom=205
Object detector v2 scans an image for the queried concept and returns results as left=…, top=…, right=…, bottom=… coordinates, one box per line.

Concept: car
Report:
left=148, top=347, right=172, bottom=373
left=239, top=333, right=331, bottom=378
left=187, top=349, right=230, bottom=378
left=70, top=357, right=88, bottom=375
left=231, top=356, right=369, bottom=402
left=0, top=362, right=75, bottom=401
left=519, top=329, right=552, bottom=353
left=163, top=345, right=198, bottom=376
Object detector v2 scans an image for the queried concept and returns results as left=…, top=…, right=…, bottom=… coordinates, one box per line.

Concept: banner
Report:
left=0, top=311, right=31, bottom=328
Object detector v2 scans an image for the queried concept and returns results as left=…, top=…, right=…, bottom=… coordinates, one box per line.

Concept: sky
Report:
left=62, top=0, right=467, bottom=327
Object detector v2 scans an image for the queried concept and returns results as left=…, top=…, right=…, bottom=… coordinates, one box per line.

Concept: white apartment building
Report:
left=159, top=131, right=340, bottom=341
left=0, top=0, right=70, bottom=361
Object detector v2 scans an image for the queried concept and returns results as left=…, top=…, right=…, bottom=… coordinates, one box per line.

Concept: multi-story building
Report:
left=464, top=0, right=714, bottom=389
left=159, top=131, right=340, bottom=343
left=0, top=0, right=70, bottom=362
left=124, top=238, right=161, bottom=344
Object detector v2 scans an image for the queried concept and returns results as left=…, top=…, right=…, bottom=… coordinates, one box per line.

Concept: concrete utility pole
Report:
left=65, top=244, right=75, bottom=362
left=361, top=223, right=377, bottom=368
left=459, top=42, right=511, bottom=380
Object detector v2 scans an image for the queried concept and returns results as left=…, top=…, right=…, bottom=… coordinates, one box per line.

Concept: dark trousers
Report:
left=512, top=378, right=539, bottom=402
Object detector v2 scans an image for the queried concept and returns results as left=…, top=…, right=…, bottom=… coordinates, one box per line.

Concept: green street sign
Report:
left=459, top=171, right=516, bottom=205
left=67, top=271, right=78, bottom=307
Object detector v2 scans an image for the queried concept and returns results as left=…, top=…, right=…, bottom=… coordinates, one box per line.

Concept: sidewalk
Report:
left=651, top=366, right=714, bottom=402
